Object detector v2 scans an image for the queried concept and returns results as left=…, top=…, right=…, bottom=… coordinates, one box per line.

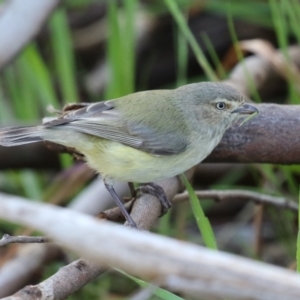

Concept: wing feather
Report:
left=43, top=100, right=188, bottom=155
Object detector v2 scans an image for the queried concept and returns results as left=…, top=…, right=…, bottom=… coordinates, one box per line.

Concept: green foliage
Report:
left=207, top=0, right=273, bottom=28
left=117, top=269, right=184, bottom=300
left=180, top=174, right=218, bottom=250
left=269, top=0, right=300, bottom=103
left=105, top=0, right=138, bottom=99
left=164, top=0, right=218, bottom=81
left=297, top=190, right=300, bottom=273
left=176, top=29, right=189, bottom=86
left=227, top=12, right=262, bottom=103
left=50, top=8, right=79, bottom=103
left=19, top=44, right=59, bottom=109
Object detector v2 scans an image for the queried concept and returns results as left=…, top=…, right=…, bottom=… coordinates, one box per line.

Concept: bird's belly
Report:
left=82, top=137, right=216, bottom=183
left=44, top=130, right=221, bottom=183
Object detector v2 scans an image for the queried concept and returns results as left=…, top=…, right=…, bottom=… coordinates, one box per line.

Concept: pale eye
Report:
left=216, top=102, right=226, bottom=110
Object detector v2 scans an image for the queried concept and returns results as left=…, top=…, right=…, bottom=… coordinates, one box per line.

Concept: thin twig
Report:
left=173, top=189, right=298, bottom=212
left=97, top=200, right=133, bottom=223
left=0, top=234, right=50, bottom=247
left=0, top=177, right=122, bottom=298
left=0, top=189, right=164, bottom=300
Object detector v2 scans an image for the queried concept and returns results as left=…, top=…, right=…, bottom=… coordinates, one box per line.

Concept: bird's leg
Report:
left=138, top=182, right=172, bottom=216
left=103, top=178, right=137, bottom=228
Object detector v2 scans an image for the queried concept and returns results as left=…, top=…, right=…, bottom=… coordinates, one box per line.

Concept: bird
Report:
left=0, top=82, right=258, bottom=227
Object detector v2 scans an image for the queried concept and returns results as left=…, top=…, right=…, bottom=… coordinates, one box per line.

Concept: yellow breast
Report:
left=46, top=130, right=219, bottom=183
left=81, top=136, right=213, bottom=183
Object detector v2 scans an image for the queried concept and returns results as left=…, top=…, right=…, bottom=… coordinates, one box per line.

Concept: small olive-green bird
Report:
left=0, top=82, right=258, bottom=227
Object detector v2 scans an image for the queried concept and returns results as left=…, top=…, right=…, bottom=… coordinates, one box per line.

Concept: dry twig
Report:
left=1, top=192, right=300, bottom=300
left=0, top=176, right=170, bottom=300
left=174, top=189, right=298, bottom=212
left=0, top=178, right=128, bottom=298
left=0, top=234, right=50, bottom=247
left=0, top=0, right=61, bottom=70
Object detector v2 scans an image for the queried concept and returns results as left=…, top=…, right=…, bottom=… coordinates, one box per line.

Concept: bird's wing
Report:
left=43, top=101, right=188, bottom=155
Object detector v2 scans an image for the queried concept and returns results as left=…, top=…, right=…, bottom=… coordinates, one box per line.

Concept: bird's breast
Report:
left=82, top=134, right=222, bottom=183
left=43, top=128, right=223, bottom=183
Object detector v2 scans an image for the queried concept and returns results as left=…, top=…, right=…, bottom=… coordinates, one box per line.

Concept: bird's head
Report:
left=177, top=82, right=258, bottom=131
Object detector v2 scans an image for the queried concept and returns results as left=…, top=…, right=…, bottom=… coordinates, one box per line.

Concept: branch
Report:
left=2, top=186, right=295, bottom=247
left=0, top=234, right=50, bottom=247
left=0, top=244, right=61, bottom=298
left=0, top=0, right=61, bottom=70
left=174, top=190, right=298, bottom=212
left=206, top=104, right=300, bottom=164
left=0, top=143, right=59, bottom=170
left=0, top=186, right=165, bottom=299
left=1, top=192, right=300, bottom=300
left=0, top=175, right=182, bottom=299
left=0, top=178, right=129, bottom=298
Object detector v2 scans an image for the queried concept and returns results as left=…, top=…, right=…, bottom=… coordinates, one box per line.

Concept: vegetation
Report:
left=0, top=0, right=300, bottom=299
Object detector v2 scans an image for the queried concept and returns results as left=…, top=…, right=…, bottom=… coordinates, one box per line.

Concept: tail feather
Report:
left=0, top=126, right=43, bottom=146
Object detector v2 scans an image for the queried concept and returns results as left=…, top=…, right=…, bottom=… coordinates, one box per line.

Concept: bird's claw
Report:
left=137, top=183, right=171, bottom=216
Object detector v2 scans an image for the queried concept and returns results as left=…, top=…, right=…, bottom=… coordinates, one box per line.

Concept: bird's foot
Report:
left=138, top=182, right=172, bottom=216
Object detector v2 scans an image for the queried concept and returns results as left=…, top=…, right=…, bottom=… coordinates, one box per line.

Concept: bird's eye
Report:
left=216, top=102, right=226, bottom=110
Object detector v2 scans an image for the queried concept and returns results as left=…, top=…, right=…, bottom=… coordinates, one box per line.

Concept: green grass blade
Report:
left=274, top=0, right=300, bottom=103
left=180, top=173, right=217, bottom=250
left=284, top=0, right=300, bottom=46
left=239, top=111, right=259, bottom=127
left=19, top=170, right=42, bottom=201
left=227, top=11, right=261, bottom=103
left=4, top=64, right=40, bottom=120
left=297, top=188, right=300, bottom=272
left=123, top=0, right=137, bottom=94
left=0, top=83, right=15, bottom=124
left=158, top=210, right=173, bottom=236
left=106, top=0, right=123, bottom=98
left=19, top=43, right=59, bottom=109
left=176, top=28, right=188, bottom=86
left=269, top=0, right=288, bottom=51
left=164, top=0, right=218, bottom=81
left=50, top=8, right=79, bottom=103
left=201, top=32, right=227, bottom=80
left=106, top=0, right=137, bottom=99
left=206, top=0, right=273, bottom=28
left=117, top=269, right=184, bottom=300
left=3, top=67, right=24, bottom=120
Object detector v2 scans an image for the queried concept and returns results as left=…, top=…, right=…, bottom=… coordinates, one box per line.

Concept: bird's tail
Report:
left=0, top=126, right=43, bottom=147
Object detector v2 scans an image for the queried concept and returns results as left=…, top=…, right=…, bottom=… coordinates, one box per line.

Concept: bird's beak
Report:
left=231, top=103, right=259, bottom=115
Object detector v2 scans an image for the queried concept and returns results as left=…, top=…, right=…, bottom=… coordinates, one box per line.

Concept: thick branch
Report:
left=0, top=193, right=300, bottom=300
left=0, top=177, right=127, bottom=298
left=0, top=143, right=59, bottom=170
left=0, top=0, right=61, bottom=70
left=2, top=186, right=296, bottom=247
left=206, top=104, right=300, bottom=164
left=0, top=176, right=180, bottom=300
